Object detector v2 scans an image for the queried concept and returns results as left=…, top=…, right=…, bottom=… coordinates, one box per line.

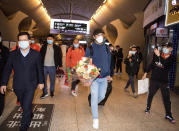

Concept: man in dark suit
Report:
left=0, top=32, right=44, bottom=131
left=0, top=32, right=9, bottom=117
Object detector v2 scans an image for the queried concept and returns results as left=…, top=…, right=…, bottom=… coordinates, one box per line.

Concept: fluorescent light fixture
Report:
left=103, top=0, right=107, bottom=3
left=79, top=41, right=87, bottom=44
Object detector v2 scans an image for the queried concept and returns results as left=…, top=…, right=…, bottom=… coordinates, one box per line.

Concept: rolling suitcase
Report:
left=88, top=81, right=112, bottom=106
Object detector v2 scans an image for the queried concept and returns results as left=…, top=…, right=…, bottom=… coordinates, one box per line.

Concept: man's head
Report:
left=17, top=32, right=31, bottom=50
left=73, top=38, right=79, bottom=48
left=162, top=42, right=173, bottom=54
left=130, top=45, right=137, bottom=51
left=109, top=44, right=114, bottom=51
left=31, top=37, right=35, bottom=44
left=116, top=45, right=120, bottom=50
left=47, top=34, right=54, bottom=45
left=93, top=29, right=104, bottom=44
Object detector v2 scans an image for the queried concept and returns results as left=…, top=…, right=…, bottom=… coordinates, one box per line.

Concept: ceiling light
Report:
left=103, top=0, right=107, bottom=4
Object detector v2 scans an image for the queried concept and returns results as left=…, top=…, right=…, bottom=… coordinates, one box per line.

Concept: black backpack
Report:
left=89, top=44, right=109, bottom=57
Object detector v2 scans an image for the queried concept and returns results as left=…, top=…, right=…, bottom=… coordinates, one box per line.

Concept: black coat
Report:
left=1, top=49, right=44, bottom=90
left=0, top=43, right=9, bottom=77
left=146, top=54, right=174, bottom=83
left=116, top=49, right=123, bottom=63
left=40, top=44, right=62, bottom=68
left=110, top=50, right=116, bottom=76
left=124, top=55, right=138, bottom=76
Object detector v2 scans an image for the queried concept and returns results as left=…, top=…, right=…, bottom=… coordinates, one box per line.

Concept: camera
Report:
left=151, top=44, right=162, bottom=51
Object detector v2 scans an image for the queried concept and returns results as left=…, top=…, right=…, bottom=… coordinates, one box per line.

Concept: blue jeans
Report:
left=43, top=66, right=56, bottom=94
left=125, top=75, right=135, bottom=93
left=90, top=78, right=107, bottom=119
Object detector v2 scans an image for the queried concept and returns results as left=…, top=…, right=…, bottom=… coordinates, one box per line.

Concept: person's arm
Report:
left=85, top=47, right=90, bottom=57
left=142, top=53, right=158, bottom=79
left=159, top=55, right=174, bottom=71
left=58, top=46, right=63, bottom=67
left=1, top=53, right=13, bottom=93
left=124, top=56, right=130, bottom=65
left=36, top=53, right=44, bottom=84
left=107, top=47, right=111, bottom=75
left=81, top=47, right=85, bottom=57
left=66, top=47, right=72, bottom=68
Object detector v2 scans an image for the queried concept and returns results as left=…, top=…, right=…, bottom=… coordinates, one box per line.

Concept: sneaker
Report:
left=20, top=107, right=23, bottom=113
left=124, top=88, right=129, bottom=92
left=145, top=108, right=150, bottom=115
left=71, top=91, right=77, bottom=97
left=93, top=119, right=99, bottom=129
left=16, top=101, right=20, bottom=106
left=50, top=92, right=54, bottom=98
left=133, top=92, right=137, bottom=98
left=40, top=93, right=48, bottom=99
left=165, top=115, right=176, bottom=124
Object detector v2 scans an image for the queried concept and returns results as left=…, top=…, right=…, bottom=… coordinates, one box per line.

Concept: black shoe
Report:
left=50, top=92, right=54, bottom=97
left=40, top=93, right=48, bottom=99
left=165, top=115, right=176, bottom=124
left=31, top=113, right=34, bottom=119
left=98, top=103, right=105, bottom=106
left=20, top=127, right=28, bottom=131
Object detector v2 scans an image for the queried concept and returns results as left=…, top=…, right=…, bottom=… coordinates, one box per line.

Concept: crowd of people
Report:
left=0, top=28, right=176, bottom=131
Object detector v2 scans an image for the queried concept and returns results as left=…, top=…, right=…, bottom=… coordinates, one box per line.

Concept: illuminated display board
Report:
left=50, top=19, right=90, bottom=35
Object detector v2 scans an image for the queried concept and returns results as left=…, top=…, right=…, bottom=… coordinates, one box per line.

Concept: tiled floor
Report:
left=0, top=72, right=179, bottom=131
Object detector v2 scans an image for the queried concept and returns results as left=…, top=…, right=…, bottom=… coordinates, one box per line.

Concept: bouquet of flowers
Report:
left=74, top=57, right=100, bottom=86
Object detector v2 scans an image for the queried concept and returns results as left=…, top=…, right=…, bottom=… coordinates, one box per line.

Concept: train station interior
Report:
left=0, top=0, right=179, bottom=131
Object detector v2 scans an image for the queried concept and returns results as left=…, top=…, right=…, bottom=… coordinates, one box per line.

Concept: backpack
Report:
left=89, top=44, right=109, bottom=57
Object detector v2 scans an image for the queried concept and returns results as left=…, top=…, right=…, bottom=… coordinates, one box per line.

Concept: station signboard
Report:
left=50, top=19, right=90, bottom=35
left=165, top=0, right=179, bottom=26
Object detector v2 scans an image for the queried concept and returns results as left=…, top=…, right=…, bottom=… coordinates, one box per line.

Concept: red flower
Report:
left=84, top=65, right=88, bottom=69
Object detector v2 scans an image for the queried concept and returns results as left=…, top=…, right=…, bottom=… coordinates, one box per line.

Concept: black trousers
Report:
left=116, top=61, right=122, bottom=73
left=0, top=93, right=5, bottom=116
left=71, top=80, right=80, bottom=91
left=14, top=88, right=35, bottom=130
left=146, top=80, right=172, bottom=116
left=125, top=75, right=135, bottom=93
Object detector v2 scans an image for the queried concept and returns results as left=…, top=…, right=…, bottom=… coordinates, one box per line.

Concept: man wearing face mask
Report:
left=0, top=32, right=44, bottom=131
left=66, top=38, right=85, bottom=96
left=85, top=29, right=111, bottom=129
left=142, top=42, right=176, bottom=124
left=40, top=34, right=62, bottom=99
left=124, top=45, right=138, bottom=98
left=0, top=32, right=9, bottom=117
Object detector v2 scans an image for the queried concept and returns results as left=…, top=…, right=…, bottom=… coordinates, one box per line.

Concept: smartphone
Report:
left=129, top=51, right=136, bottom=55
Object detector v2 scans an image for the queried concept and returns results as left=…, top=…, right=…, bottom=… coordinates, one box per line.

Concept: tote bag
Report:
left=138, top=78, right=149, bottom=95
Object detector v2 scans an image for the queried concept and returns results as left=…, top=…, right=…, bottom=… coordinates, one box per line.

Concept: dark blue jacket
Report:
left=1, top=49, right=44, bottom=90
left=85, top=42, right=111, bottom=78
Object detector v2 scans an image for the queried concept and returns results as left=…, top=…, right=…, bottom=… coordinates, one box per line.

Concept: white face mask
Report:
left=96, top=36, right=104, bottom=44
left=0, top=37, right=2, bottom=42
left=19, top=41, right=30, bottom=49
left=31, top=40, right=35, bottom=44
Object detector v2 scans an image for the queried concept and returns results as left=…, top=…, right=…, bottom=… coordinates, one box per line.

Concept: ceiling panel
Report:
left=42, top=0, right=104, bottom=20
